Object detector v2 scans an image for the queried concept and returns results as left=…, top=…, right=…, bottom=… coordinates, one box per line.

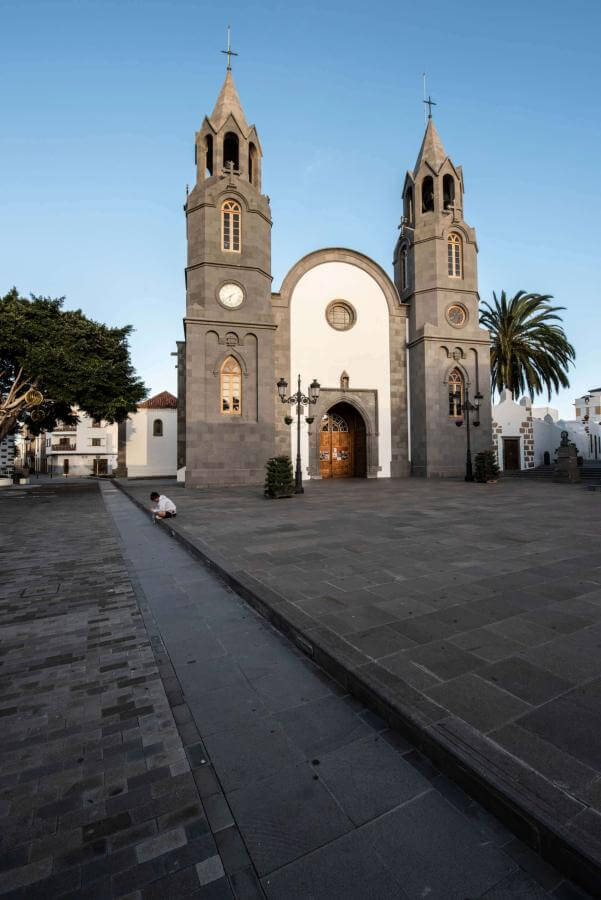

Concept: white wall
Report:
left=532, top=417, right=565, bottom=466
left=492, top=391, right=530, bottom=469
left=532, top=406, right=559, bottom=422
left=289, top=261, right=392, bottom=477
left=493, top=391, right=601, bottom=467
left=46, top=413, right=117, bottom=475
left=556, top=418, right=601, bottom=461
left=126, top=408, right=177, bottom=477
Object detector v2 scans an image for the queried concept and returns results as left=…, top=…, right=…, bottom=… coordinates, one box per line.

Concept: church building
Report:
left=177, top=64, right=492, bottom=486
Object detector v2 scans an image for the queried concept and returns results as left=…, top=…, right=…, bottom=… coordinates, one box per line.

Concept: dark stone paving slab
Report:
left=0, top=483, right=231, bottom=898
left=104, top=481, right=593, bottom=900
left=115, top=475, right=601, bottom=894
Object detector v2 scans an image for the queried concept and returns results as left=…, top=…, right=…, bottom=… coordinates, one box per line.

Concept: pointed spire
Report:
left=413, top=118, right=447, bottom=174
left=209, top=70, right=250, bottom=135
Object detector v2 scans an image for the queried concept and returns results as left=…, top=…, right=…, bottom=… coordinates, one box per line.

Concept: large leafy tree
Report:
left=479, top=290, right=575, bottom=400
left=0, top=288, right=146, bottom=440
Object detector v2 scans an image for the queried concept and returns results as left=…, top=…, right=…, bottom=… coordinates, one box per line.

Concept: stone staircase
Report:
left=504, top=462, right=601, bottom=482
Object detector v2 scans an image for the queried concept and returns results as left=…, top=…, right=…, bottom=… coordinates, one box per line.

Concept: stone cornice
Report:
left=186, top=262, right=273, bottom=282
left=184, top=317, right=277, bottom=331
left=407, top=334, right=490, bottom=349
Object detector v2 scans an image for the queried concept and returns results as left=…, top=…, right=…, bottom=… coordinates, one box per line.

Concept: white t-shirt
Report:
left=155, top=495, right=176, bottom=514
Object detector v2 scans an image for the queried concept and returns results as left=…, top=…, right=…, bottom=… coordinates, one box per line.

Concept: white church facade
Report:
left=177, top=65, right=492, bottom=486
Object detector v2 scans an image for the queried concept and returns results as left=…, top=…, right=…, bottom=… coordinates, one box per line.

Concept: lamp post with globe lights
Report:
left=277, top=375, right=320, bottom=494
left=455, top=385, right=483, bottom=482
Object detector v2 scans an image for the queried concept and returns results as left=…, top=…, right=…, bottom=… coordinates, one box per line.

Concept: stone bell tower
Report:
left=393, top=110, right=492, bottom=477
left=180, top=57, right=276, bottom=487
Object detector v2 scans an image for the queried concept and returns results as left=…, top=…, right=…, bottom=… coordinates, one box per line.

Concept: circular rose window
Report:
left=447, top=304, right=467, bottom=327
left=326, top=301, right=356, bottom=331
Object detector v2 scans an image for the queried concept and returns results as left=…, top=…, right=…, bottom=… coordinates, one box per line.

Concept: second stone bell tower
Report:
left=181, top=61, right=276, bottom=487
left=393, top=111, right=492, bottom=477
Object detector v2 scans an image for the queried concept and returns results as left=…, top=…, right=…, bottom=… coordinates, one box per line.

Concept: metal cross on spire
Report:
left=423, top=95, right=437, bottom=119
left=221, top=25, right=238, bottom=71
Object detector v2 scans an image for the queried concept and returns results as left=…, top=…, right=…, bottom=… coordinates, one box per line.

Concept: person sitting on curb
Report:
left=150, top=491, right=177, bottom=522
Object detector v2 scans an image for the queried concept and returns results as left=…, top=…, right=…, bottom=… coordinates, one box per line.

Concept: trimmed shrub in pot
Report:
left=264, top=456, right=294, bottom=498
left=475, top=450, right=500, bottom=483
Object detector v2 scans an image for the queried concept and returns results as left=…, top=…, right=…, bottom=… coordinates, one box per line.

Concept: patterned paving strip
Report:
left=0, top=483, right=234, bottom=898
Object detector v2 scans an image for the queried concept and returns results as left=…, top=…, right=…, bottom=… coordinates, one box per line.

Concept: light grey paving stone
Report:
left=516, top=689, right=601, bottom=771
left=184, top=682, right=271, bottom=736
left=203, top=719, right=304, bottom=792
left=426, top=673, right=532, bottom=733
left=135, top=826, right=187, bottom=863
left=227, top=763, right=353, bottom=876
left=315, top=734, right=432, bottom=825
left=449, top=627, right=525, bottom=662
left=196, top=854, right=226, bottom=885
left=274, top=695, right=371, bottom=757
left=262, top=824, right=409, bottom=900
left=477, top=657, right=573, bottom=705
left=403, top=640, right=482, bottom=680
left=365, top=791, right=517, bottom=899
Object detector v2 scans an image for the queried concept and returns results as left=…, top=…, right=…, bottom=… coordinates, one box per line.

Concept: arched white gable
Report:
left=290, top=260, right=392, bottom=477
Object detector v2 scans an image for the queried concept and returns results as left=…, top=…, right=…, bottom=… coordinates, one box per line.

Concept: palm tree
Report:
left=479, top=290, right=575, bottom=400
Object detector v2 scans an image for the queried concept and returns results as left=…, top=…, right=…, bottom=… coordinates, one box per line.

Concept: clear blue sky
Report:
left=2, top=0, right=599, bottom=418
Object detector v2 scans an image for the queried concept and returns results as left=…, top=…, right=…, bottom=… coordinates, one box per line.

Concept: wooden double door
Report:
left=319, top=402, right=367, bottom=479
left=503, top=438, right=520, bottom=471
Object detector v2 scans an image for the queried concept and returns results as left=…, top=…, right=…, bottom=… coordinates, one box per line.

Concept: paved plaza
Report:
left=118, top=475, right=601, bottom=892
left=0, top=478, right=598, bottom=898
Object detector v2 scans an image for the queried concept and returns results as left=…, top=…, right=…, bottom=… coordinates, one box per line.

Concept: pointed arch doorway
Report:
left=319, top=402, right=367, bottom=479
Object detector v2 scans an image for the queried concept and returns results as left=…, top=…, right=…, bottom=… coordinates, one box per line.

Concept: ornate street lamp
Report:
left=276, top=374, right=320, bottom=494
left=455, top=385, right=483, bottom=481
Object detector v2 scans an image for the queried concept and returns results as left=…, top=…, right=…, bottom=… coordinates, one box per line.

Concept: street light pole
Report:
left=277, top=374, right=321, bottom=494
left=455, top=384, right=483, bottom=482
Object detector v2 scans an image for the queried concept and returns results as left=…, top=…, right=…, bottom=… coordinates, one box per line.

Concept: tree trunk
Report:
left=0, top=416, right=18, bottom=443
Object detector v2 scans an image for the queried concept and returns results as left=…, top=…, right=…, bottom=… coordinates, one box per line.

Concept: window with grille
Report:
left=222, top=200, right=241, bottom=252
left=448, top=368, right=464, bottom=418
left=326, top=301, right=355, bottom=331
left=448, top=233, right=462, bottom=277
left=221, top=356, right=241, bottom=415
left=153, top=419, right=163, bottom=436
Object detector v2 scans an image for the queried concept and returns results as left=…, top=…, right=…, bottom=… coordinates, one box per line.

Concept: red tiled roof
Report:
left=138, top=391, right=177, bottom=409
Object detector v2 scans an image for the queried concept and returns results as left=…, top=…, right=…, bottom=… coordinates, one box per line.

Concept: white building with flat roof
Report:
left=493, top=387, right=601, bottom=470
left=45, top=416, right=117, bottom=476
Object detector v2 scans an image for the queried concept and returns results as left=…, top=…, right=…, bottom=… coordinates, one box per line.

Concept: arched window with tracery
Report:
left=153, top=419, right=163, bottom=437
left=448, top=368, right=464, bottom=418
left=221, top=356, right=241, bottom=415
left=400, top=246, right=408, bottom=291
left=448, top=232, right=462, bottom=277
left=321, top=413, right=348, bottom=432
left=222, top=200, right=241, bottom=252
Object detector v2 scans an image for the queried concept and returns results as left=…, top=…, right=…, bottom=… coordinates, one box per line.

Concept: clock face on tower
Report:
left=218, top=283, right=244, bottom=309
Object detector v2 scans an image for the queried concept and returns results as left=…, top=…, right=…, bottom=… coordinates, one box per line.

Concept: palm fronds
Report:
left=479, top=290, right=575, bottom=401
